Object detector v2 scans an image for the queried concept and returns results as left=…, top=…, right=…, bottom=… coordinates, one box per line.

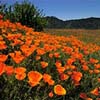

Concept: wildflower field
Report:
left=0, top=16, right=100, bottom=100
left=45, top=29, right=100, bottom=45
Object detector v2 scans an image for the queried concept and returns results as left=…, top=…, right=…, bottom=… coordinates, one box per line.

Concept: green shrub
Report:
left=0, top=0, right=46, bottom=31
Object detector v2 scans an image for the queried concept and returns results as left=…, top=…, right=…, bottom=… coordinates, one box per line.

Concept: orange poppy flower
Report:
left=36, top=48, right=45, bottom=55
left=86, top=98, right=93, bottom=100
left=28, top=81, right=39, bottom=87
left=0, top=36, right=3, bottom=40
left=20, top=45, right=35, bottom=57
left=70, top=65, right=76, bottom=70
left=35, top=56, right=41, bottom=60
left=93, top=69, right=100, bottom=74
left=0, top=54, right=8, bottom=62
left=43, top=73, right=55, bottom=85
left=1, top=28, right=6, bottom=33
left=55, top=61, right=62, bottom=68
left=64, top=65, right=70, bottom=70
left=28, top=71, right=42, bottom=82
left=49, top=91, right=54, bottom=98
left=84, top=50, right=89, bottom=55
left=90, top=88, right=99, bottom=96
left=89, top=70, right=93, bottom=74
left=60, top=74, right=69, bottom=81
left=5, top=66, right=14, bottom=76
left=95, top=64, right=100, bottom=69
left=15, top=73, right=26, bottom=80
left=67, top=71, right=72, bottom=75
left=43, top=73, right=52, bottom=82
left=0, top=62, right=6, bottom=76
left=57, top=67, right=65, bottom=74
left=62, top=46, right=73, bottom=54
left=80, top=92, right=87, bottom=99
left=76, top=81, right=82, bottom=86
left=71, top=52, right=83, bottom=60
left=9, top=51, right=25, bottom=64
left=40, top=61, right=48, bottom=68
left=82, top=65, right=89, bottom=71
left=71, top=71, right=82, bottom=82
left=11, top=39, right=23, bottom=46
left=28, top=71, right=42, bottom=87
left=54, top=84, right=66, bottom=95
left=49, top=53, right=53, bottom=58
left=48, top=79, right=55, bottom=86
left=54, top=52, right=60, bottom=58
left=14, top=67, right=26, bottom=74
left=67, top=58, right=75, bottom=65
left=89, top=58, right=98, bottom=64
left=0, top=42, right=7, bottom=50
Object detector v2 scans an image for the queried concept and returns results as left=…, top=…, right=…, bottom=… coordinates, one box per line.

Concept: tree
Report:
left=0, top=0, right=46, bottom=31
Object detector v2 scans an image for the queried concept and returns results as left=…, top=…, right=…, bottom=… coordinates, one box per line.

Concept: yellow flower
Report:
left=54, top=84, right=66, bottom=95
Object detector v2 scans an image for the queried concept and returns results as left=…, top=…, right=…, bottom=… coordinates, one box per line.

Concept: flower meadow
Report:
left=0, top=15, right=100, bottom=100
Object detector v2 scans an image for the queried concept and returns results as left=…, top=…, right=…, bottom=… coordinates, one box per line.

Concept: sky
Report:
left=1, top=0, right=100, bottom=20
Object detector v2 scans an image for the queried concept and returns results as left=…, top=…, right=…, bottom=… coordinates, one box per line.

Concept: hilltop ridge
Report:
left=45, top=16, right=100, bottom=29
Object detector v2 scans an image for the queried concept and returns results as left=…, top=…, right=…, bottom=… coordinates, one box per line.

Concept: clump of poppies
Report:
left=0, top=16, right=100, bottom=100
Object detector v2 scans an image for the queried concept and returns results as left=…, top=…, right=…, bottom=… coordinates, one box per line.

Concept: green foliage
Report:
left=0, top=0, right=46, bottom=31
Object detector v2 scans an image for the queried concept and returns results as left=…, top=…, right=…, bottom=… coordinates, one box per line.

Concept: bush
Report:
left=0, top=0, right=46, bottom=31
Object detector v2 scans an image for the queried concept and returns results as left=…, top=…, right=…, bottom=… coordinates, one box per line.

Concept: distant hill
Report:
left=45, top=16, right=100, bottom=29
